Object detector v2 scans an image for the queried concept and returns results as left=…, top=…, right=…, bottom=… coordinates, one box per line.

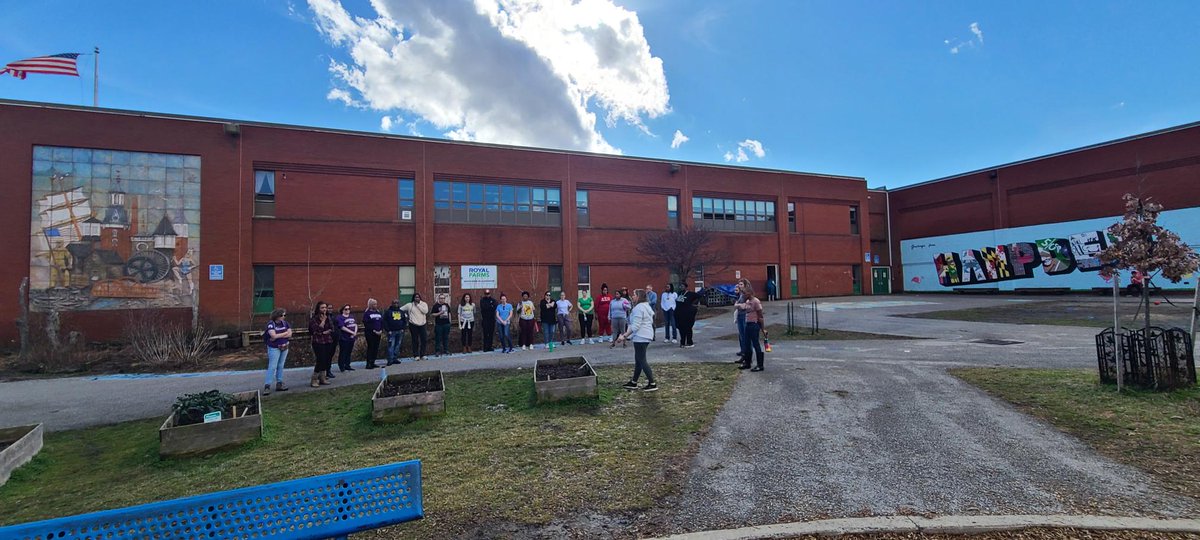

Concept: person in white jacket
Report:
left=660, top=284, right=679, bottom=343
left=617, top=289, right=659, bottom=392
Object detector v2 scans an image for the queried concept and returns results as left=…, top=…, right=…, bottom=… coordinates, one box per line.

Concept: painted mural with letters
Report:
left=901, top=206, right=1200, bottom=291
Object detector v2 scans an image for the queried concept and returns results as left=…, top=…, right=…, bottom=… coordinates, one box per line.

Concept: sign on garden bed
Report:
left=534, top=357, right=598, bottom=403
left=159, top=390, right=262, bottom=457
left=373, top=370, right=446, bottom=423
left=0, top=423, right=43, bottom=486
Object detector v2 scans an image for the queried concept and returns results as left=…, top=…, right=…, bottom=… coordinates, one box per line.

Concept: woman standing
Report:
left=616, top=290, right=658, bottom=391
left=363, top=298, right=383, bottom=369
left=335, top=304, right=358, bottom=372
left=518, top=291, right=537, bottom=350
left=308, top=301, right=335, bottom=387
left=660, top=284, right=678, bottom=343
left=433, top=294, right=452, bottom=356
left=577, top=289, right=595, bottom=344
left=496, top=293, right=514, bottom=353
left=263, top=308, right=293, bottom=395
left=555, top=291, right=573, bottom=345
left=596, top=284, right=612, bottom=342
left=459, top=293, right=476, bottom=353
left=736, top=284, right=766, bottom=372
left=401, top=293, right=430, bottom=361
left=676, top=282, right=700, bottom=348
left=608, top=290, right=629, bottom=349
left=540, top=291, right=558, bottom=349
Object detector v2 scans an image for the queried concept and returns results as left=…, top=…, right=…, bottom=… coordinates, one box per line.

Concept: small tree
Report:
left=635, top=226, right=727, bottom=285
left=1099, top=194, right=1199, bottom=336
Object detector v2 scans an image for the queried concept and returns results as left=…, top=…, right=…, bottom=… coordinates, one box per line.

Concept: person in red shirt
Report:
left=596, top=283, right=613, bottom=342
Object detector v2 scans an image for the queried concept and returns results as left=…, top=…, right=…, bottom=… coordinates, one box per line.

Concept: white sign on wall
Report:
left=461, top=265, right=498, bottom=289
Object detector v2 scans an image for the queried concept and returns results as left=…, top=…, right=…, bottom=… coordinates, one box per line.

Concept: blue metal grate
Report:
left=0, top=460, right=422, bottom=540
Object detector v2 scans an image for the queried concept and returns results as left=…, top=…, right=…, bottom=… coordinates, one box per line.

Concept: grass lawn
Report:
left=951, top=368, right=1200, bottom=501
left=717, top=324, right=922, bottom=341
left=0, top=363, right=737, bottom=538
left=899, top=298, right=1194, bottom=329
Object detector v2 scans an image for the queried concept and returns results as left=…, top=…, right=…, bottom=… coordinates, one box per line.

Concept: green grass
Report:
left=0, top=363, right=737, bottom=538
left=951, top=368, right=1200, bottom=500
left=717, top=324, right=921, bottom=341
left=899, top=299, right=1194, bottom=329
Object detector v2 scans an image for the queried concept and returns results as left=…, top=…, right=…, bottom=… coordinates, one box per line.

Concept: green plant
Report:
left=172, top=390, right=234, bottom=426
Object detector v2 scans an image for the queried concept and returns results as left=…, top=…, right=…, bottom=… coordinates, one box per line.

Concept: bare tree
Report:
left=511, top=256, right=541, bottom=296
left=635, top=226, right=727, bottom=284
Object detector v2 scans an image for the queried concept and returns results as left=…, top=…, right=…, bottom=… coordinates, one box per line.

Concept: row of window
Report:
left=253, top=170, right=857, bottom=234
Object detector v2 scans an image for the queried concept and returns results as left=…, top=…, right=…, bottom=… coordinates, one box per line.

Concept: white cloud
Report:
left=947, top=22, right=984, bottom=55
left=670, top=129, right=689, bottom=149
left=969, top=22, right=983, bottom=44
left=739, top=139, right=765, bottom=158
left=308, top=0, right=671, bottom=154
left=380, top=115, right=394, bottom=132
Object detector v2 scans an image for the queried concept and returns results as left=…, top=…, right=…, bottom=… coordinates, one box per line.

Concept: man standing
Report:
left=362, top=298, right=384, bottom=369
left=383, top=299, right=407, bottom=365
left=644, top=284, right=658, bottom=341
left=480, top=289, right=498, bottom=352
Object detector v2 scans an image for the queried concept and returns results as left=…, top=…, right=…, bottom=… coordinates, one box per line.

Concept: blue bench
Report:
left=0, top=460, right=422, bottom=540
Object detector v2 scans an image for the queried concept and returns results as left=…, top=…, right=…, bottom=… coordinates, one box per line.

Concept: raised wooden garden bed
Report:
left=372, top=370, right=446, bottom=423
left=0, top=423, right=43, bottom=486
left=534, top=357, right=598, bottom=403
left=159, top=390, right=262, bottom=457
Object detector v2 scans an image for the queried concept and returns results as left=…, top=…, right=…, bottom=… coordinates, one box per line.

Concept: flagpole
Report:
left=92, top=46, right=99, bottom=107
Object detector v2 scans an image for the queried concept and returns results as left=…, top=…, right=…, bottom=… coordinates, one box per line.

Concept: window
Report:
left=850, top=205, right=860, bottom=235
left=787, top=202, right=796, bottom=233
left=667, top=195, right=678, bottom=228
left=790, top=264, right=799, bottom=296
left=252, top=265, right=274, bottom=314
left=576, top=190, right=589, bottom=227
left=433, top=265, right=451, bottom=299
left=433, top=179, right=561, bottom=226
left=691, top=196, right=776, bottom=232
left=254, top=171, right=275, bottom=217
left=398, top=179, right=415, bottom=220
left=578, top=264, right=590, bottom=292
left=398, top=266, right=416, bottom=301
left=549, top=265, right=563, bottom=294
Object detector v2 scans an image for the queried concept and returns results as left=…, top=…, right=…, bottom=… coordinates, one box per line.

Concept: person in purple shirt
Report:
left=262, top=308, right=293, bottom=395
left=335, top=304, right=358, bottom=372
left=362, top=298, right=384, bottom=369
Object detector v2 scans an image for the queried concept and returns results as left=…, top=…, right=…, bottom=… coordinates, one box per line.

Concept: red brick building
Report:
left=0, top=100, right=873, bottom=342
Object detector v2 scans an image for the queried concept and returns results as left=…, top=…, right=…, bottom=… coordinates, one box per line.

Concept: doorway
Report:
left=765, top=265, right=779, bottom=300
left=872, top=266, right=891, bottom=294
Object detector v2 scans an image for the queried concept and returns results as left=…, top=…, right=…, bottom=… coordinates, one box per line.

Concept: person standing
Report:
left=433, top=294, right=452, bottom=356
left=401, top=293, right=429, bottom=361
left=479, top=289, right=498, bottom=352
left=383, top=298, right=407, bottom=365
left=596, top=284, right=613, bottom=342
left=660, top=284, right=678, bottom=343
left=335, top=304, right=358, bottom=372
left=496, top=293, right=514, bottom=353
left=518, top=291, right=537, bottom=350
left=540, top=291, right=558, bottom=349
left=617, top=290, right=658, bottom=392
left=644, top=284, right=658, bottom=341
left=362, top=298, right=384, bottom=369
left=308, top=302, right=336, bottom=387
left=578, top=289, right=595, bottom=344
left=555, top=291, right=573, bottom=345
left=262, top=308, right=292, bottom=395
left=766, top=278, right=777, bottom=302
left=609, top=290, right=630, bottom=349
left=675, top=282, right=700, bottom=348
left=733, top=280, right=749, bottom=364
left=459, top=292, right=476, bottom=353
left=737, top=284, right=766, bottom=372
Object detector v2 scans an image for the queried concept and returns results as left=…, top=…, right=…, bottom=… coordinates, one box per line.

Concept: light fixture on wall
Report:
left=669, top=163, right=681, bottom=175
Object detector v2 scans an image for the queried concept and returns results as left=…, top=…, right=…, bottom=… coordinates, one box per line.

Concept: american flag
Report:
left=0, top=53, right=81, bottom=79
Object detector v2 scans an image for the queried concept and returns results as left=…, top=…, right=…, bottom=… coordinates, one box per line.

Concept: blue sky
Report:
left=2, top=0, right=1199, bottom=188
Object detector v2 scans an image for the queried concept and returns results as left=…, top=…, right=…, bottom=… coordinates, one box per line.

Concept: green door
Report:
left=872, top=267, right=890, bottom=294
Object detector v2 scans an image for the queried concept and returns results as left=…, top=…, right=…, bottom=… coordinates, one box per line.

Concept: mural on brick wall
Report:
left=29, top=146, right=200, bottom=311
left=902, top=206, right=1200, bottom=292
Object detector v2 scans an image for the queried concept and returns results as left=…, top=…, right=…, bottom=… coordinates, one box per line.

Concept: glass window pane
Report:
left=485, top=185, right=500, bottom=202
left=398, top=179, right=414, bottom=198
left=517, top=186, right=530, bottom=204
left=548, top=189, right=560, bottom=203
left=435, top=201, right=449, bottom=209
left=501, top=185, right=515, bottom=203
left=578, top=265, right=590, bottom=283
left=576, top=190, right=588, bottom=208
left=668, top=195, right=677, bottom=211
left=533, top=188, right=546, bottom=205
left=767, top=201, right=775, bottom=214
left=756, top=201, right=766, bottom=215
left=451, top=183, right=466, bottom=202
left=434, top=181, right=450, bottom=201
left=469, top=183, right=484, bottom=203
left=254, top=171, right=275, bottom=195
left=691, top=197, right=700, bottom=211
left=398, top=266, right=415, bottom=288
left=735, top=200, right=745, bottom=213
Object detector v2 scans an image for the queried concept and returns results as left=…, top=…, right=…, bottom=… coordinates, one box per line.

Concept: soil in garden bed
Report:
left=175, top=400, right=259, bottom=427
left=537, top=363, right=592, bottom=381
left=0, top=441, right=9, bottom=453
left=379, top=376, right=443, bottom=398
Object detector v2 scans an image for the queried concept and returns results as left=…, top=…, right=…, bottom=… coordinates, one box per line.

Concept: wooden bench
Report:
left=0, top=460, right=423, bottom=540
left=242, top=328, right=310, bottom=348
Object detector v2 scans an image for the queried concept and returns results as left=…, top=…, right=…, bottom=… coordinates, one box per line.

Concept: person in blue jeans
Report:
left=734, top=280, right=749, bottom=364
left=263, top=308, right=293, bottom=395
left=383, top=298, right=407, bottom=365
left=335, top=304, right=358, bottom=372
left=540, top=291, right=558, bottom=348
left=496, top=293, right=514, bottom=353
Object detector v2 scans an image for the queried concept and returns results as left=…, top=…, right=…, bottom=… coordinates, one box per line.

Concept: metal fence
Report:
left=786, top=301, right=819, bottom=335
left=1096, top=326, right=1196, bottom=390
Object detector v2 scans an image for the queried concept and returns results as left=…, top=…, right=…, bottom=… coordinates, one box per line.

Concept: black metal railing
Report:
left=1096, top=326, right=1195, bottom=390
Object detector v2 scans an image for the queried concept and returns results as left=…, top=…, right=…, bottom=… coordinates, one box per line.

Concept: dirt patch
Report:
left=174, top=399, right=258, bottom=427
left=781, top=529, right=1200, bottom=539
left=536, top=363, right=592, bottom=381
left=378, top=376, right=442, bottom=398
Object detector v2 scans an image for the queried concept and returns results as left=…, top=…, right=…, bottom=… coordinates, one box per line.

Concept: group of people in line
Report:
left=259, top=278, right=764, bottom=395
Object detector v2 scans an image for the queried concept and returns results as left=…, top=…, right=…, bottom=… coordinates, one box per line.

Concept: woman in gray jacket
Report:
left=617, top=290, right=658, bottom=392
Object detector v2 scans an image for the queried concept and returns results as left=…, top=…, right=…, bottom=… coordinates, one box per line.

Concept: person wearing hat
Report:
left=479, top=289, right=498, bottom=352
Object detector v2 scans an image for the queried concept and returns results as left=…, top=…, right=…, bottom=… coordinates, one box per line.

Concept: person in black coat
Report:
left=675, top=282, right=701, bottom=348
left=479, top=289, right=498, bottom=352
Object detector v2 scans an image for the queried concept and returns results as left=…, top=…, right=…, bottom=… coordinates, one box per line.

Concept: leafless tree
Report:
left=635, top=226, right=727, bottom=284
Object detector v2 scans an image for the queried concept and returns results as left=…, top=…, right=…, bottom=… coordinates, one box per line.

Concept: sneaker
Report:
left=750, top=366, right=764, bottom=372
left=642, top=383, right=659, bottom=392
left=622, top=380, right=639, bottom=390
left=262, top=384, right=271, bottom=396
left=685, top=344, right=695, bottom=348
left=326, top=371, right=336, bottom=379
left=275, top=382, right=289, bottom=392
